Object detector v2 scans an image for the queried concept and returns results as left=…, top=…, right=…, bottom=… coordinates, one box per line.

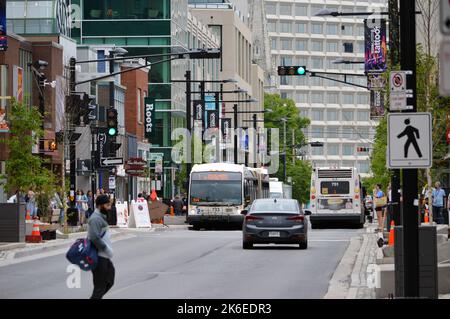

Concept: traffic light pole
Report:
left=400, top=0, right=419, bottom=298
left=69, top=58, right=77, bottom=208
left=185, top=70, right=192, bottom=206
left=233, top=104, right=238, bottom=164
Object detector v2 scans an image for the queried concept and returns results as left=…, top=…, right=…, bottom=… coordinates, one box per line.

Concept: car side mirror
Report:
left=304, top=210, right=312, bottom=216
left=241, top=210, right=248, bottom=215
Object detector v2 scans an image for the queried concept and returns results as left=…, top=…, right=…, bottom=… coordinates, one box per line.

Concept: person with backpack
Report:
left=87, top=194, right=115, bottom=299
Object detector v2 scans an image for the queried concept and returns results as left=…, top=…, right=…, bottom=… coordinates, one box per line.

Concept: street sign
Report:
left=148, top=153, right=164, bottom=162
left=439, top=41, right=450, bottom=97
left=441, top=0, right=450, bottom=35
left=125, top=168, right=146, bottom=176
left=389, top=70, right=413, bottom=111
left=109, top=176, right=116, bottom=190
left=126, top=157, right=147, bottom=166
left=100, top=157, right=124, bottom=167
left=387, top=113, right=432, bottom=168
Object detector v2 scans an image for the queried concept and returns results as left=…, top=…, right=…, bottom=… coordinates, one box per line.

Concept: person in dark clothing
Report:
left=173, top=195, right=183, bottom=216
left=88, top=195, right=114, bottom=299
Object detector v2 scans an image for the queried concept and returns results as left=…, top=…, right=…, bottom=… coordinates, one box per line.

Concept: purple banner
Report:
left=364, top=18, right=387, bottom=73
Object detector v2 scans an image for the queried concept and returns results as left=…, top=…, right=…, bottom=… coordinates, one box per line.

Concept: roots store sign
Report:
left=144, top=99, right=156, bottom=140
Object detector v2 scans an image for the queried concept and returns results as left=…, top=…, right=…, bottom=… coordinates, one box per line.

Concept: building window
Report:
left=271, top=39, right=278, bottom=50
left=265, top=2, right=277, bottom=15
left=295, top=22, right=307, bottom=34
left=97, top=50, right=106, bottom=73
left=357, top=94, right=369, bottom=105
left=268, top=21, right=277, bottom=32
left=327, top=109, right=338, bottom=121
left=311, top=146, right=324, bottom=155
left=279, top=4, right=292, bottom=16
left=327, top=41, right=338, bottom=52
left=327, top=126, right=341, bottom=138
left=342, top=127, right=355, bottom=139
left=83, top=0, right=170, bottom=20
left=342, top=144, right=354, bottom=156
left=311, top=41, right=323, bottom=52
left=300, top=109, right=309, bottom=118
left=342, top=25, right=354, bottom=36
left=280, top=22, right=292, bottom=33
left=342, top=110, right=354, bottom=121
left=312, top=57, right=323, bottom=69
left=327, top=144, right=339, bottom=156
left=327, top=92, right=339, bottom=104
left=295, top=40, right=307, bottom=51
left=296, top=92, right=308, bottom=103
left=295, top=4, right=308, bottom=16
left=311, top=23, right=323, bottom=34
left=137, top=89, right=142, bottom=123
left=312, top=127, right=324, bottom=138
left=358, top=161, right=370, bottom=174
left=281, top=39, right=292, bottom=50
left=327, top=24, right=338, bottom=35
left=343, top=93, right=354, bottom=105
left=357, top=110, right=369, bottom=121
left=311, top=109, right=324, bottom=120
left=343, top=42, right=354, bottom=53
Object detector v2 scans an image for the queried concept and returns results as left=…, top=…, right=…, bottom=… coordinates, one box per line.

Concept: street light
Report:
left=314, top=8, right=388, bottom=17
left=332, top=59, right=365, bottom=64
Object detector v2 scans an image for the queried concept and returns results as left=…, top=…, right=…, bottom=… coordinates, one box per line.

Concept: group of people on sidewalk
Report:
left=73, top=188, right=113, bottom=226
left=371, top=181, right=450, bottom=233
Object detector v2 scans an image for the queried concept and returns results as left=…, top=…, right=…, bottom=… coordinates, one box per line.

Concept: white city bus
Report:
left=188, top=163, right=269, bottom=229
left=306, top=167, right=364, bottom=228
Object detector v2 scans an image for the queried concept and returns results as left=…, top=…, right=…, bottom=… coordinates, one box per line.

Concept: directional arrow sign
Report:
left=100, top=157, right=124, bottom=167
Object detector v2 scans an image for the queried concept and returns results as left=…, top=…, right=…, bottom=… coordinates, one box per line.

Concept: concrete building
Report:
left=189, top=1, right=265, bottom=165
left=265, top=0, right=386, bottom=176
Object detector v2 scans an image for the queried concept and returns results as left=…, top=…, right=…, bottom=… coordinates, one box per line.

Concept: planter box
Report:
left=0, top=203, right=26, bottom=242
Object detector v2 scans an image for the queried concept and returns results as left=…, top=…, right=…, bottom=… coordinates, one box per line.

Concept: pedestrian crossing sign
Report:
left=387, top=113, right=432, bottom=169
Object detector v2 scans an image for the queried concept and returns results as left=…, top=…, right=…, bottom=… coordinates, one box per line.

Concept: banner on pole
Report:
left=370, top=90, right=385, bottom=118
left=364, top=18, right=387, bottom=74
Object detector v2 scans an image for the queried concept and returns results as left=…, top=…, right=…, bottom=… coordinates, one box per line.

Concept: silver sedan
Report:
left=242, top=198, right=310, bottom=249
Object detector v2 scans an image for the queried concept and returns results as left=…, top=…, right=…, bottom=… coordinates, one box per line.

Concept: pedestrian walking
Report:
left=76, top=190, right=89, bottom=225
left=432, top=182, right=446, bottom=224
left=87, top=194, right=115, bottom=299
left=374, top=184, right=387, bottom=232
left=173, top=195, right=183, bottom=216
left=386, top=183, right=394, bottom=232
left=85, top=190, right=94, bottom=219
left=25, top=189, right=38, bottom=219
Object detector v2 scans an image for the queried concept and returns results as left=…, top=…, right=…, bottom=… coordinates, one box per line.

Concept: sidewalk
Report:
left=324, top=224, right=379, bottom=299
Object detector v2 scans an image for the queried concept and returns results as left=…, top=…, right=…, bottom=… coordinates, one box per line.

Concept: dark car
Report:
left=242, top=198, right=310, bottom=250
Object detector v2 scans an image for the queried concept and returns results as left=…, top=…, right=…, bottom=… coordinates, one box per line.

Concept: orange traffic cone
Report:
left=388, top=221, right=395, bottom=246
left=26, top=222, right=42, bottom=243
left=170, top=206, right=174, bottom=216
left=424, top=209, right=429, bottom=223
left=26, top=210, right=31, bottom=221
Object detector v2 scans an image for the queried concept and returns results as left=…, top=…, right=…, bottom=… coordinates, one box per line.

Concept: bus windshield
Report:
left=190, top=172, right=242, bottom=205
left=320, top=181, right=350, bottom=195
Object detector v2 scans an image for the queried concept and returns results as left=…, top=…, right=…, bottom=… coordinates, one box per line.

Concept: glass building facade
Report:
left=73, top=0, right=188, bottom=197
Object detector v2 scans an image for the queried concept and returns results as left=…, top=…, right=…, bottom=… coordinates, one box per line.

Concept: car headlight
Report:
left=236, top=209, right=241, bottom=215
left=190, top=209, right=197, bottom=215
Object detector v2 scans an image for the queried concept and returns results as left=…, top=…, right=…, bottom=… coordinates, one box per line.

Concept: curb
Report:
left=324, top=236, right=362, bottom=299
left=0, top=243, right=26, bottom=252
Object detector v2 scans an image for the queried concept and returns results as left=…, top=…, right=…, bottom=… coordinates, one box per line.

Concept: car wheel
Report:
left=243, top=241, right=253, bottom=249
left=192, top=224, right=201, bottom=231
left=298, top=240, right=308, bottom=250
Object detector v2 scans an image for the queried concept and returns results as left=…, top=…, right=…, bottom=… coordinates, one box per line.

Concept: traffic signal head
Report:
left=106, top=107, right=118, bottom=137
left=357, top=147, right=370, bottom=152
left=80, top=94, right=97, bottom=125
left=49, top=140, right=57, bottom=151
left=278, top=66, right=307, bottom=76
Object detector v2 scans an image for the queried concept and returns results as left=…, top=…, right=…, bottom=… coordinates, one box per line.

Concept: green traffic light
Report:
left=108, top=128, right=117, bottom=136
left=297, top=67, right=306, bottom=75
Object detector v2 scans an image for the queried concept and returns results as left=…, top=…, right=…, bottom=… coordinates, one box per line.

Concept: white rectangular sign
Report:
left=390, top=71, right=407, bottom=92
left=115, top=201, right=128, bottom=228
left=128, top=200, right=151, bottom=228
left=387, top=113, right=432, bottom=168
left=439, top=41, right=450, bottom=97
left=109, top=176, right=116, bottom=190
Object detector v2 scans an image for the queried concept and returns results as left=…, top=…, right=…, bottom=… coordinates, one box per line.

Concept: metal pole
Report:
left=253, top=113, right=257, bottom=168
left=234, top=104, right=238, bottom=164
left=69, top=57, right=76, bottom=209
left=389, top=0, right=402, bottom=227
left=91, top=125, right=96, bottom=210
left=185, top=71, right=192, bottom=204
left=108, top=52, right=116, bottom=210
left=283, top=120, right=287, bottom=183
left=400, top=0, right=419, bottom=298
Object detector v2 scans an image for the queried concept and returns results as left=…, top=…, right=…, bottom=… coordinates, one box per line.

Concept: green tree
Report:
left=264, top=93, right=312, bottom=203
left=0, top=99, right=57, bottom=218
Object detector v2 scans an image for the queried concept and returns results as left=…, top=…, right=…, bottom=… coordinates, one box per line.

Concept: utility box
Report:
left=394, top=225, right=438, bottom=298
left=0, top=203, right=26, bottom=242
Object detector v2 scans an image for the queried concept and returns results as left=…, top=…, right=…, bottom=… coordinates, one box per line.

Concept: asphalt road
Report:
left=0, top=226, right=362, bottom=299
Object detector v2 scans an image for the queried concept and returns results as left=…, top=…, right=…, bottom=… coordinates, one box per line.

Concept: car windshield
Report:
left=251, top=200, right=298, bottom=213
left=190, top=172, right=242, bottom=205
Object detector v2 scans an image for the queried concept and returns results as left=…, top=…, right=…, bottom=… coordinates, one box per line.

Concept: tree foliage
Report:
left=0, top=99, right=57, bottom=215
left=264, top=93, right=312, bottom=203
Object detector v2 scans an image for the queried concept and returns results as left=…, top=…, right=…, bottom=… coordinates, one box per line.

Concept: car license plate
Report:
left=268, top=231, right=280, bottom=237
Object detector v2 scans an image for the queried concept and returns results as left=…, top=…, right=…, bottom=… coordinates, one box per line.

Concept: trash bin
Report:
left=394, top=225, right=438, bottom=298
